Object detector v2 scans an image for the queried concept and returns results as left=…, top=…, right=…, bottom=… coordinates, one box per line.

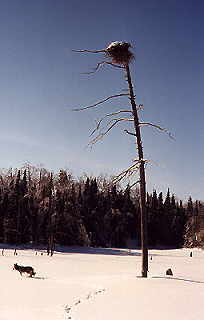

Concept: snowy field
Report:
left=0, top=246, right=204, bottom=320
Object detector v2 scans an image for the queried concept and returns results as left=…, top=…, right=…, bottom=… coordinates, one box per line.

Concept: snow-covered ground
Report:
left=0, top=246, right=204, bottom=320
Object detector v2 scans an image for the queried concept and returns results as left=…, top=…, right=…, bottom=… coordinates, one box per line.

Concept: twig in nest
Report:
left=139, top=122, right=174, bottom=139
left=72, top=94, right=129, bottom=111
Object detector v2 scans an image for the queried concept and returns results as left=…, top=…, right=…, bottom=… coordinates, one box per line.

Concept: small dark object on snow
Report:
left=150, top=256, right=152, bottom=260
left=166, top=268, right=173, bottom=276
left=74, top=299, right=81, bottom=305
left=41, top=252, right=43, bottom=256
left=190, top=251, right=193, bottom=257
left=13, top=263, right=36, bottom=277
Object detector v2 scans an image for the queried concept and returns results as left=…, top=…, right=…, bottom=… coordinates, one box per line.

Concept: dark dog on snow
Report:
left=13, top=263, right=36, bottom=277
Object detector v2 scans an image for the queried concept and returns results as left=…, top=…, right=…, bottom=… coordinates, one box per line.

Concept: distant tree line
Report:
left=0, top=165, right=202, bottom=249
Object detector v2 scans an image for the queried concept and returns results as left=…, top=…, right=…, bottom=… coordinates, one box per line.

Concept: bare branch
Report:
left=108, top=110, right=132, bottom=116
left=113, top=158, right=149, bottom=183
left=82, top=61, right=124, bottom=74
left=112, top=162, right=141, bottom=183
left=72, top=49, right=106, bottom=53
left=105, top=117, right=133, bottom=127
left=129, top=180, right=140, bottom=188
left=139, top=122, right=174, bottom=139
left=90, top=111, right=132, bottom=136
left=72, top=93, right=129, bottom=111
left=89, top=118, right=133, bottom=145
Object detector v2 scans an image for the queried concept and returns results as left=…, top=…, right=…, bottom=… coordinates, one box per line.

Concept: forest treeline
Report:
left=0, top=165, right=203, bottom=249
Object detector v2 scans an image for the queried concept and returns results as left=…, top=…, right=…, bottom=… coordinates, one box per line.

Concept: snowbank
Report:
left=0, top=247, right=203, bottom=319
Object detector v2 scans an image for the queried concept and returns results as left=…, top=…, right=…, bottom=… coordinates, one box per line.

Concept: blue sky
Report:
left=0, top=0, right=203, bottom=200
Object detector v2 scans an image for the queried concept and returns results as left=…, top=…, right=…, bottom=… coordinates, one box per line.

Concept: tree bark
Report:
left=125, top=64, right=148, bottom=277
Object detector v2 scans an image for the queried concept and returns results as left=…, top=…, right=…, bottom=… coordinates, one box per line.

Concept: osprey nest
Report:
left=105, top=41, right=134, bottom=65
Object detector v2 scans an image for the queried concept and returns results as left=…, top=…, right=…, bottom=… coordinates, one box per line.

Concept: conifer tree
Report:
left=158, top=192, right=164, bottom=210
left=152, top=190, right=158, bottom=210
left=187, top=196, right=194, bottom=216
left=164, top=188, right=171, bottom=211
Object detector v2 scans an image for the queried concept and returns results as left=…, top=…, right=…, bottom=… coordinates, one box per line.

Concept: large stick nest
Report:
left=105, top=41, right=134, bottom=65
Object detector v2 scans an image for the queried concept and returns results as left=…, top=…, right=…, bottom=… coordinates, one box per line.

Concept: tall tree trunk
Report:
left=125, top=64, right=148, bottom=277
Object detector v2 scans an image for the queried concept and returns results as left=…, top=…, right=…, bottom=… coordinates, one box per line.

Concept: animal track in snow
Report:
left=65, top=288, right=106, bottom=319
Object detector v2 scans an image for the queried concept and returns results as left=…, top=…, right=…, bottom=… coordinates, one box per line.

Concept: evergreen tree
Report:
left=158, top=192, right=163, bottom=210
left=164, top=188, right=171, bottom=211
left=187, top=196, right=194, bottom=216
left=0, top=165, right=197, bottom=249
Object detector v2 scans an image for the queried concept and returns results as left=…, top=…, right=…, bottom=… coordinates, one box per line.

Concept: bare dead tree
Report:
left=73, top=41, right=171, bottom=277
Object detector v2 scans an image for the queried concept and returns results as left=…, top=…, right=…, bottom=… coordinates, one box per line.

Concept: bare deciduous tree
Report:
left=73, top=41, right=171, bottom=277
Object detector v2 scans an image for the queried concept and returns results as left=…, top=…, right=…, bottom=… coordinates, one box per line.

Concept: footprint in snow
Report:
left=74, top=299, right=81, bottom=305
left=65, top=288, right=105, bottom=319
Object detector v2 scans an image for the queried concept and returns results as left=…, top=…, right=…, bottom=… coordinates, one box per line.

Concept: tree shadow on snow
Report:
left=152, top=276, right=204, bottom=284
left=53, top=247, right=142, bottom=257
left=0, top=243, right=142, bottom=256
